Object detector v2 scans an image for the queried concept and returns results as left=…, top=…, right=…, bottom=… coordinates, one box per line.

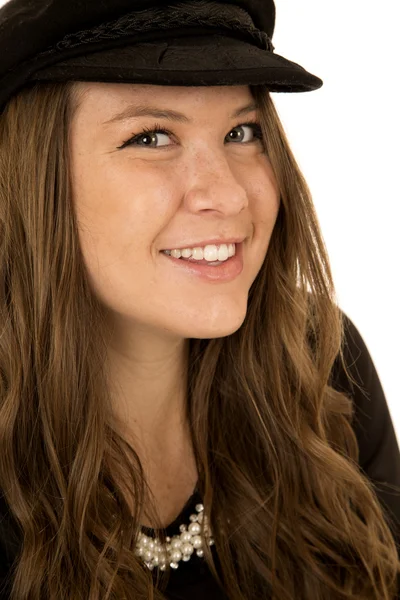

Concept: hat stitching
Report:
left=35, top=0, right=274, bottom=60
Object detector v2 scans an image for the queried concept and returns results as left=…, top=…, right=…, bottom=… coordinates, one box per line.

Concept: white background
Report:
left=271, top=0, right=399, bottom=442
left=0, top=0, right=399, bottom=440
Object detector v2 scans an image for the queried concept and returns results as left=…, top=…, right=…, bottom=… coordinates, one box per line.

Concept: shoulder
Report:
left=331, top=310, right=399, bottom=473
left=331, top=309, right=400, bottom=547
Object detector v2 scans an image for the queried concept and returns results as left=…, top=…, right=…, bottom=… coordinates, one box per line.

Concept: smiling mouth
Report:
left=162, top=251, right=232, bottom=265
left=160, top=242, right=240, bottom=264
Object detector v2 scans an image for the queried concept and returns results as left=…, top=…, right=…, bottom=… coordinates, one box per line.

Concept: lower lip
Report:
left=159, top=243, right=244, bottom=282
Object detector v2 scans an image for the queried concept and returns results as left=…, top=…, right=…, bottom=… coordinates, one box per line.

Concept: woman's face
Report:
left=70, top=82, right=280, bottom=343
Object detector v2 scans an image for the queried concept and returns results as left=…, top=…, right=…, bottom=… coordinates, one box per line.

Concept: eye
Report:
left=226, top=122, right=265, bottom=144
left=118, top=121, right=265, bottom=150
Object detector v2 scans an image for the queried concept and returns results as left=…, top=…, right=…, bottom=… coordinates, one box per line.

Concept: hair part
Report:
left=0, top=80, right=398, bottom=599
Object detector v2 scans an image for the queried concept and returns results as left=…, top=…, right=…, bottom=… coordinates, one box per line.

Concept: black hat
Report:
left=0, top=0, right=323, bottom=115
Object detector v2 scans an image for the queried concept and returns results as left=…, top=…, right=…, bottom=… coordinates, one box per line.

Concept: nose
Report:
left=183, top=152, right=249, bottom=216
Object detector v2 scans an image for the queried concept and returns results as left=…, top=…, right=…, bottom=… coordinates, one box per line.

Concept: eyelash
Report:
left=119, top=121, right=265, bottom=149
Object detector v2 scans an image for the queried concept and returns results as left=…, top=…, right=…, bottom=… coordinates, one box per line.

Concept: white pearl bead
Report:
left=181, top=543, right=194, bottom=555
left=191, top=535, right=202, bottom=549
left=170, top=550, right=182, bottom=562
left=188, top=522, right=201, bottom=534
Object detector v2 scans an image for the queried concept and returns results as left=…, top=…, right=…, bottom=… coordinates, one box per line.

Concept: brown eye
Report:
left=228, top=123, right=264, bottom=144
left=227, top=123, right=264, bottom=143
left=121, top=126, right=173, bottom=149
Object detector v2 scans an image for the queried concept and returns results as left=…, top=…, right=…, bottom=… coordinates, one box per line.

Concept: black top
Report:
left=1, top=311, right=399, bottom=599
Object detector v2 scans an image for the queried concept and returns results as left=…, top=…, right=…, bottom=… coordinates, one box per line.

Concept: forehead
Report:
left=72, top=82, right=256, bottom=116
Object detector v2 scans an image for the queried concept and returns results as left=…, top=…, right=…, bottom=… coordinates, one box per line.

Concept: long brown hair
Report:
left=0, top=80, right=399, bottom=599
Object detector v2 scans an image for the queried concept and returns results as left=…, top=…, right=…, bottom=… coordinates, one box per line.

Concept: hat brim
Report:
left=30, top=34, right=323, bottom=93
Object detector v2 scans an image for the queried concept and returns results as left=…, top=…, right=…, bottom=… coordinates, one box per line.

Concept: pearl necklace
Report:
left=135, top=501, right=215, bottom=570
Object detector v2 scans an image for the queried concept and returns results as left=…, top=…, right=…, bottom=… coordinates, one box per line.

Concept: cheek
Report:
left=243, top=167, right=281, bottom=266
left=73, top=152, right=174, bottom=220
left=247, top=164, right=280, bottom=222
left=71, top=158, right=181, bottom=275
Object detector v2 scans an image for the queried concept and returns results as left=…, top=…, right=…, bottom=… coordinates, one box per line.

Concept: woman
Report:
left=0, top=0, right=399, bottom=598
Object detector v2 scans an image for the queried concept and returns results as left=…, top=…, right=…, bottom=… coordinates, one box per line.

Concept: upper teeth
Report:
left=163, top=243, right=236, bottom=262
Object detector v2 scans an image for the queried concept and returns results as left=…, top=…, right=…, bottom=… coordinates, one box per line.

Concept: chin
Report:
left=184, top=313, right=247, bottom=340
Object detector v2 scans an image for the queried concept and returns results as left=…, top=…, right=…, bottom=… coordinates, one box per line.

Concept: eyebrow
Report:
left=103, top=102, right=258, bottom=126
